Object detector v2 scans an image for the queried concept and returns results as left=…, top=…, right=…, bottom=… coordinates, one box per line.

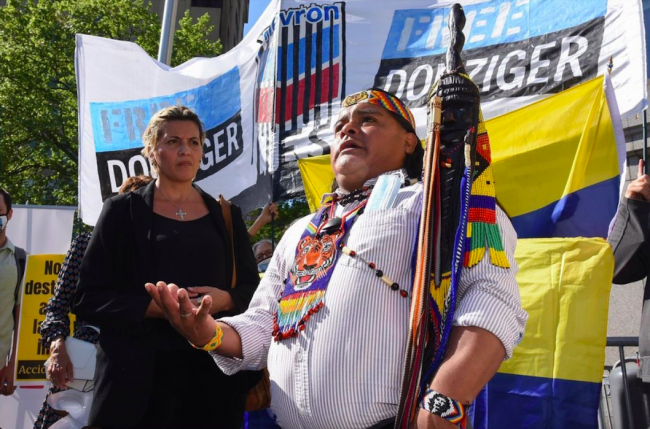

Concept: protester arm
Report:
left=212, top=217, right=306, bottom=374
left=413, top=208, right=524, bottom=427
left=452, top=207, right=527, bottom=359
left=11, top=305, right=18, bottom=362
left=608, top=198, right=650, bottom=284
left=415, top=326, right=504, bottom=428
left=0, top=309, right=18, bottom=395
left=247, top=203, right=277, bottom=238
left=72, top=198, right=152, bottom=328
left=247, top=215, right=265, bottom=238
left=40, top=233, right=90, bottom=346
left=214, top=260, right=284, bottom=374
left=0, top=304, right=20, bottom=396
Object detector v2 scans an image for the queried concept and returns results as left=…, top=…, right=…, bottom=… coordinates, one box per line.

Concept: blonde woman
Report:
left=73, top=106, right=259, bottom=429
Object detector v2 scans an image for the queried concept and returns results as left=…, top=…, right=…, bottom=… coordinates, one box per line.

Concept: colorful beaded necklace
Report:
left=273, top=194, right=369, bottom=341
left=273, top=178, right=415, bottom=341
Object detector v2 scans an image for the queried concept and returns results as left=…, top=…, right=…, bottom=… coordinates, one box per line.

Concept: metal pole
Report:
left=157, top=0, right=179, bottom=65
left=619, top=345, right=636, bottom=429
left=643, top=110, right=648, bottom=175
left=270, top=212, right=275, bottom=248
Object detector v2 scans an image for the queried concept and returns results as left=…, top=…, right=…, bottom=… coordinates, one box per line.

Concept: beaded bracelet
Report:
left=419, top=389, right=469, bottom=427
left=189, top=324, right=223, bottom=351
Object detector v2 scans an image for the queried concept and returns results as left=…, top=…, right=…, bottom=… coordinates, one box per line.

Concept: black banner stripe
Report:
left=374, top=17, right=605, bottom=108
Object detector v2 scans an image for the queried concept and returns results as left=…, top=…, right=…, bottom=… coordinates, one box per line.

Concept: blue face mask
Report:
left=257, top=258, right=271, bottom=273
left=0, top=215, right=7, bottom=232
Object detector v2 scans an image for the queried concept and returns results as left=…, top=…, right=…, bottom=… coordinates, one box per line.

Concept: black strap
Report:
left=13, top=246, right=26, bottom=304
left=367, top=418, right=396, bottom=429
left=218, top=195, right=236, bottom=289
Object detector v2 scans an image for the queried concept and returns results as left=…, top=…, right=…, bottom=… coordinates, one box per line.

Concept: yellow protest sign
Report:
left=14, top=254, right=72, bottom=382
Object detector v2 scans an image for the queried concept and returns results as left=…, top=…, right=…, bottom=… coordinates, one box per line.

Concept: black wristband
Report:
left=419, top=389, right=469, bottom=427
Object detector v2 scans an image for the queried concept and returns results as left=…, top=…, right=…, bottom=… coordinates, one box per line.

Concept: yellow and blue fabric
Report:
left=472, top=238, right=613, bottom=429
left=488, top=75, right=624, bottom=238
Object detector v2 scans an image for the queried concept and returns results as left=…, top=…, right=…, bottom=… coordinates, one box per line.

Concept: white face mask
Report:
left=0, top=215, right=7, bottom=232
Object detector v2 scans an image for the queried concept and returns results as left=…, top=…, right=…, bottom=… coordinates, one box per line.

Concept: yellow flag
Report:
left=499, top=238, right=613, bottom=383
left=297, top=155, right=335, bottom=212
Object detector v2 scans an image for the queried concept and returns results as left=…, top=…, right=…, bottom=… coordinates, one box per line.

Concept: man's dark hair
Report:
left=368, top=88, right=423, bottom=179
left=0, top=188, right=12, bottom=213
left=404, top=142, right=424, bottom=180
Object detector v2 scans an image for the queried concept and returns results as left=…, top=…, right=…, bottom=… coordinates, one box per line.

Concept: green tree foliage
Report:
left=0, top=0, right=221, bottom=205
left=172, top=11, right=222, bottom=66
left=246, top=198, right=311, bottom=246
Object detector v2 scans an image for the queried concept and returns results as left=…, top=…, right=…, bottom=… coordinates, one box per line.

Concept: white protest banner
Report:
left=10, top=205, right=76, bottom=255
left=77, top=0, right=645, bottom=224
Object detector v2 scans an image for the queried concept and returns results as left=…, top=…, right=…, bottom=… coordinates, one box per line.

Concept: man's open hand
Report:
left=145, top=281, right=217, bottom=347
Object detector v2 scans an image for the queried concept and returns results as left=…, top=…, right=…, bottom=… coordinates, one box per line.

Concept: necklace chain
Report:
left=158, top=187, right=193, bottom=221
left=335, top=185, right=374, bottom=206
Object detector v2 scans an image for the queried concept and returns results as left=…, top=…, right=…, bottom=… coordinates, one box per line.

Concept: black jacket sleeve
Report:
left=224, top=204, right=260, bottom=314
left=608, top=197, right=650, bottom=284
left=72, top=197, right=152, bottom=328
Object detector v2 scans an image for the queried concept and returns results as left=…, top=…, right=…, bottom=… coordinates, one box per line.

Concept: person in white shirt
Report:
left=146, top=89, right=527, bottom=429
left=0, top=188, right=26, bottom=397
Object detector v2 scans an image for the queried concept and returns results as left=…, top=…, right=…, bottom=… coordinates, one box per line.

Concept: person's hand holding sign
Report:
left=0, top=355, right=17, bottom=396
left=47, top=337, right=73, bottom=389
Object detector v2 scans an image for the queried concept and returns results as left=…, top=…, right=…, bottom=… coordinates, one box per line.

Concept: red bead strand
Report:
left=340, top=243, right=409, bottom=298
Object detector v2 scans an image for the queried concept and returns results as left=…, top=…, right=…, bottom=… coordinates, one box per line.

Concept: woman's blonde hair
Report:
left=141, top=106, right=205, bottom=172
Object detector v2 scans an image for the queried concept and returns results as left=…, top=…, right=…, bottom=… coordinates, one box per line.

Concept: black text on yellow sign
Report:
left=15, top=254, right=75, bottom=382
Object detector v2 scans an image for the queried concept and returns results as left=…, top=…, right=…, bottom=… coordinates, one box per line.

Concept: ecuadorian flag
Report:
left=489, top=75, right=626, bottom=239
left=473, top=75, right=622, bottom=428
left=473, top=238, right=613, bottom=429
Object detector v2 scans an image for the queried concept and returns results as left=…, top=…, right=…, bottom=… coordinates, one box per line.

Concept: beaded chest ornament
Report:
left=273, top=197, right=369, bottom=341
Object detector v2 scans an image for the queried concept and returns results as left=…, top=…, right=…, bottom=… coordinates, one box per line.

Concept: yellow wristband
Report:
left=190, top=324, right=223, bottom=351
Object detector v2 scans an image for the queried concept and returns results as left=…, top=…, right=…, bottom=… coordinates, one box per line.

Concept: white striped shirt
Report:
left=214, top=174, right=527, bottom=429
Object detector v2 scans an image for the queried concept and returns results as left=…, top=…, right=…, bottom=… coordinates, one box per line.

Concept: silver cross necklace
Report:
left=157, top=187, right=193, bottom=221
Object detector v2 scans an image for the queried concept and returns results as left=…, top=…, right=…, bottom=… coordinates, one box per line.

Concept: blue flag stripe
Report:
left=509, top=176, right=619, bottom=239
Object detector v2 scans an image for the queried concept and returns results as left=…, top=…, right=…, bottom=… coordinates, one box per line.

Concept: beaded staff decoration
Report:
left=396, top=4, right=509, bottom=428
left=464, top=111, right=509, bottom=268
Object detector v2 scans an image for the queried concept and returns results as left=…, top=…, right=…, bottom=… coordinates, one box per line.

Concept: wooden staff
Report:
left=395, top=4, right=470, bottom=428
